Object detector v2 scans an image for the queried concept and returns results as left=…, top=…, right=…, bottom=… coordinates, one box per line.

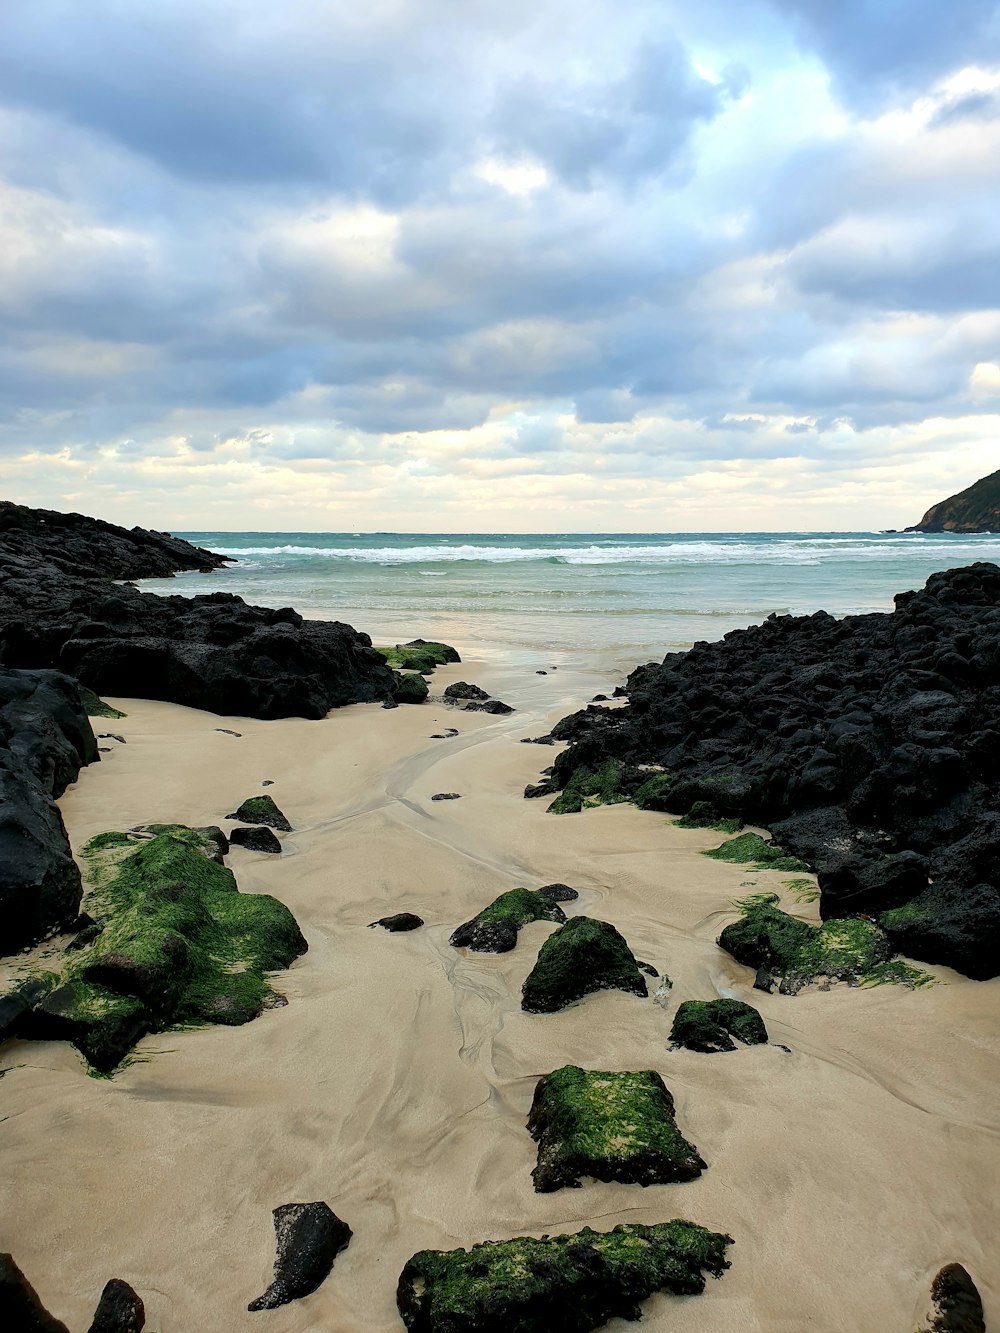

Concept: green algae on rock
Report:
left=78, top=686, right=126, bottom=719
left=392, top=672, right=430, bottom=704
left=676, top=802, right=743, bottom=833
left=24, top=827, right=306, bottom=1071
left=547, top=761, right=631, bottom=814
left=226, top=795, right=292, bottom=832
left=450, top=888, right=566, bottom=953
left=396, top=1219, right=733, bottom=1332
left=704, top=831, right=809, bottom=873
left=670, top=998, right=768, bottom=1053
left=527, top=1065, right=706, bottom=1192
left=521, top=916, right=648, bottom=1013
left=718, top=896, right=897, bottom=990
left=376, top=641, right=461, bottom=673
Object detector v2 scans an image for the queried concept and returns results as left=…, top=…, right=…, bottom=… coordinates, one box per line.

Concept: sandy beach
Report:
left=2, top=650, right=997, bottom=1332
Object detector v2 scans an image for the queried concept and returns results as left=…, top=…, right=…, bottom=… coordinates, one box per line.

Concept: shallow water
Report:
left=142, top=530, right=1000, bottom=672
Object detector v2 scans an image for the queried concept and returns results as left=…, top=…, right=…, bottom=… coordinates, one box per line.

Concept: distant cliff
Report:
left=906, top=470, right=1000, bottom=533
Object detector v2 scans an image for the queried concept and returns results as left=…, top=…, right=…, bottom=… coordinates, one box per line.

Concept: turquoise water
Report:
left=142, top=531, right=1000, bottom=670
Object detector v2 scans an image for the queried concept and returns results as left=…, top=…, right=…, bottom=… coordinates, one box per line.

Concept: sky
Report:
left=1, top=0, right=999, bottom=532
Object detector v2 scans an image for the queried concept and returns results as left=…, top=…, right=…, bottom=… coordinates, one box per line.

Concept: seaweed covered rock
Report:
left=226, top=796, right=292, bottom=832
left=532, top=563, right=1000, bottom=978
left=918, top=1263, right=985, bottom=1333
left=444, top=681, right=488, bottom=700
left=369, top=913, right=424, bottom=932
left=396, top=1220, right=733, bottom=1332
left=670, top=999, right=768, bottom=1053
left=719, top=895, right=895, bottom=991
left=230, top=826, right=282, bottom=854
left=528, top=1065, right=706, bottom=1192
left=21, top=828, right=307, bottom=1070
left=521, top=917, right=647, bottom=1013
left=450, top=889, right=566, bottom=954
left=377, top=641, right=461, bottom=673
left=393, top=673, right=430, bottom=704
left=464, top=698, right=514, bottom=714
left=0, top=667, right=98, bottom=955
left=536, top=883, right=580, bottom=904
left=88, top=1279, right=145, bottom=1332
left=0, top=1252, right=69, bottom=1332
left=248, top=1202, right=352, bottom=1312
left=704, top=832, right=808, bottom=873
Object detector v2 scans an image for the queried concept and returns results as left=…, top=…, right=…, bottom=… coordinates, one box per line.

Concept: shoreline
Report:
left=1, top=655, right=997, bottom=1330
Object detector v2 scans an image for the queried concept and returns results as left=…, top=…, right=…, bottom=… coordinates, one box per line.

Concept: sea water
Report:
left=141, top=531, right=1000, bottom=673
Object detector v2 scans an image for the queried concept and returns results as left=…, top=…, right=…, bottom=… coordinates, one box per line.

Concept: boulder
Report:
left=88, top=1279, right=145, bottom=1332
left=919, top=1263, right=985, bottom=1332
left=248, top=1202, right=352, bottom=1312
left=0, top=1253, right=69, bottom=1332
left=521, top=917, right=648, bottom=1013
left=670, top=999, right=768, bottom=1053
left=229, top=826, right=283, bottom=854
left=369, top=913, right=424, bottom=932
left=226, top=797, right=292, bottom=832
left=443, top=681, right=488, bottom=700
left=464, top=698, right=514, bottom=714
left=450, top=889, right=565, bottom=954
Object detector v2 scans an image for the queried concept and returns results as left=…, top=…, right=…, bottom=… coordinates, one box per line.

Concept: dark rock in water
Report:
left=536, top=669, right=548, bottom=674
left=464, top=698, right=514, bottom=714
left=88, top=1278, right=145, bottom=1332
left=0, top=668, right=97, bottom=955
left=670, top=999, right=768, bottom=1053
left=537, top=562, right=1000, bottom=978
left=443, top=681, right=488, bottom=700
left=230, top=826, right=283, bottom=854
left=450, top=888, right=565, bottom=954
left=907, top=469, right=1000, bottom=534
left=536, top=883, right=580, bottom=903
left=226, top=796, right=292, bottom=832
left=369, top=913, right=424, bottom=932
left=248, top=1201, right=352, bottom=1312
left=0, top=1253, right=70, bottom=1332
left=528, top=1065, right=705, bottom=1192
left=396, top=1220, right=732, bottom=1331
left=21, top=827, right=307, bottom=1070
left=0, top=504, right=395, bottom=721
left=592, top=694, right=608, bottom=701
left=521, top=916, right=648, bottom=1012
left=921, top=1263, right=985, bottom=1332
left=430, top=792, right=461, bottom=801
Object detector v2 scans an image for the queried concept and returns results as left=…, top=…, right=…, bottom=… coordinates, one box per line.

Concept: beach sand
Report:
left=2, top=651, right=998, bottom=1331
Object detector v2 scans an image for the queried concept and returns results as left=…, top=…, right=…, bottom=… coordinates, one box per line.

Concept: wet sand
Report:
left=2, top=651, right=998, bottom=1331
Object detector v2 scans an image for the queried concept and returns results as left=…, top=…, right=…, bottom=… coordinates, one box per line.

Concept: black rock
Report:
left=430, top=792, right=462, bottom=801
left=524, top=781, right=558, bottom=799
left=670, top=998, right=768, bottom=1053
left=637, top=961, right=659, bottom=977
left=536, top=670, right=548, bottom=674
left=592, top=694, right=608, bottom=701
left=369, top=913, right=424, bottom=932
left=248, top=1202, right=352, bottom=1312
left=0, top=978, right=51, bottom=1042
left=0, top=668, right=98, bottom=955
left=522, top=917, right=648, bottom=1013
left=443, top=681, right=488, bottom=700
left=753, top=968, right=775, bottom=994
left=537, top=563, right=1000, bottom=979
left=24, top=981, right=151, bottom=1072
left=430, top=728, right=459, bottom=738
left=0, top=1253, right=69, bottom=1332
left=921, top=1263, right=985, bottom=1332
left=382, top=698, right=399, bottom=709
left=215, top=728, right=241, bottom=737
left=464, top=698, right=514, bottom=714
left=536, top=883, right=580, bottom=903
left=230, top=826, right=283, bottom=854
left=88, top=1279, right=145, bottom=1332
left=226, top=797, right=292, bottom=832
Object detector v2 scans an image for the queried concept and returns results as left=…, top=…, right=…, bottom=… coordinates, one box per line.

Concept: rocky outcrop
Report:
left=528, top=1065, right=705, bottom=1192
left=534, top=564, right=1000, bottom=979
left=0, top=499, right=228, bottom=579
left=0, top=667, right=97, bottom=954
left=906, top=470, right=1000, bottom=533
left=396, top=1220, right=732, bottom=1331
left=521, top=917, right=648, bottom=1012
left=248, top=1202, right=352, bottom=1312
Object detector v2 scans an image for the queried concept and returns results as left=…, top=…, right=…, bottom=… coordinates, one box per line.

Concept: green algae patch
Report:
left=632, top=772, right=674, bottom=812
left=396, top=1219, right=733, bottom=1332
left=676, top=802, right=744, bottom=833
left=785, top=877, right=820, bottom=904
left=670, top=999, right=768, bottom=1053
left=30, top=828, right=307, bottom=1071
left=705, top=832, right=809, bottom=873
left=862, top=959, right=936, bottom=988
left=521, top=916, right=647, bottom=1013
left=79, top=686, right=126, bottom=719
left=528, top=1065, right=705, bottom=1192
left=450, top=888, right=566, bottom=953
left=393, top=672, right=430, bottom=704
left=719, top=899, right=894, bottom=989
left=548, top=761, right=630, bottom=814
left=376, top=641, right=460, bottom=673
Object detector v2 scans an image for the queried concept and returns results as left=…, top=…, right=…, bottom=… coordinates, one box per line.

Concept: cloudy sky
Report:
left=2, top=0, right=999, bottom=531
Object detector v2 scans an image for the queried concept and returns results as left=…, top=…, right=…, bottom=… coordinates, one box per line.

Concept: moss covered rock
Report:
left=443, top=681, right=488, bottom=700
left=528, top=1065, right=706, bottom=1192
left=521, top=916, right=647, bottom=1013
left=450, top=889, right=566, bottom=953
left=670, top=999, right=768, bottom=1053
left=547, top=762, right=631, bottom=815
left=78, top=686, right=126, bottom=720
left=396, top=1219, right=733, bottom=1332
left=719, top=897, right=892, bottom=989
left=393, top=672, right=430, bottom=704
left=225, top=796, right=292, bottom=832
left=704, top=832, right=808, bottom=872
left=377, top=641, right=461, bottom=673
left=24, top=828, right=307, bottom=1070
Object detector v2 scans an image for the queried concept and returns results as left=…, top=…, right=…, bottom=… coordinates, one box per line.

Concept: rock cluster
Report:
left=0, top=667, right=97, bottom=953
left=537, top=563, right=1000, bottom=979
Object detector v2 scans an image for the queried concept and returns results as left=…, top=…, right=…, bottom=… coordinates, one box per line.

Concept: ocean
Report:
left=142, top=531, right=1000, bottom=673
